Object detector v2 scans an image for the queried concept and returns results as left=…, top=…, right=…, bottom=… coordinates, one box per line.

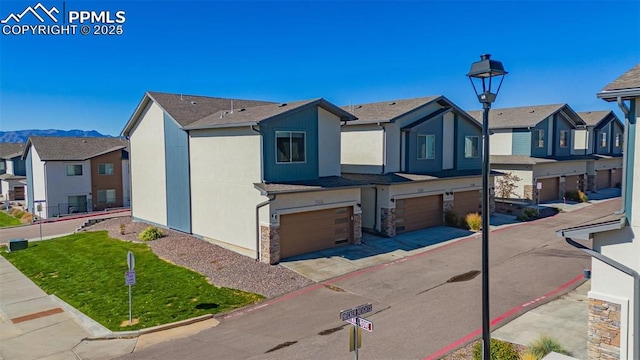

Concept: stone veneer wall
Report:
left=380, top=207, right=396, bottom=237
left=587, top=299, right=621, bottom=360
left=587, top=175, right=598, bottom=192
left=260, top=224, right=280, bottom=265
left=559, top=178, right=567, bottom=200
left=353, top=213, right=362, bottom=244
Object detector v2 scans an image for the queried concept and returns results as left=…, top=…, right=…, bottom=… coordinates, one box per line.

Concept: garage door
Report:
left=538, top=177, right=559, bottom=202
left=611, top=168, right=623, bottom=188
left=564, top=175, right=581, bottom=193
left=597, top=170, right=611, bottom=189
left=395, top=195, right=443, bottom=233
left=452, top=190, right=481, bottom=217
left=279, top=207, right=353, bottom=259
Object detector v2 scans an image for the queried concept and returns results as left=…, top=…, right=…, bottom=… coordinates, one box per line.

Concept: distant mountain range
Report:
left=0, top=130, right=111, bottom=143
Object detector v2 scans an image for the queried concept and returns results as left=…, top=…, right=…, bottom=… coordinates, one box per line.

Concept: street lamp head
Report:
left=467, top=54, right=507, bottom=106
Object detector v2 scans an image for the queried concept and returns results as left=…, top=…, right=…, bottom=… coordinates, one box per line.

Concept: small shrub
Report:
left=516, top=214, right=529, bottom=222
left=445, top=210, right=459, bottom=227
left=523, top=208, right=538, bottom=219
left=21, top=213, right=33, bottom=223
left=577, top=190, right=588, bottom=203
left=138, top=226, right=163, bottom=241
left=13, top=210, right=25, bottom=218
left=519, top=353, right=539, bottom=360
left=526, top=335, right=571, bottom=359
left=472, top=339, right=520, bottom=360
left=465, top=212, right=482, bottom=231
left=120, top=223, right=126, bottom=235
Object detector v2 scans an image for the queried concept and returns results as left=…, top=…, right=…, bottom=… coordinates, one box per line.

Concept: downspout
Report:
left=565, top=237, right=639, bottom=360
left=255, top=194, right=276, bottom=261
left=372, top=186, right=378, bottom=231
left=377, top=123, right=386, bottom=174
left=616, top=97, right=631, bottom=215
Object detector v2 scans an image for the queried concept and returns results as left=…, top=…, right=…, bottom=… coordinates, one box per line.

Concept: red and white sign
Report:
left=345, top=317, right=373, bottom=332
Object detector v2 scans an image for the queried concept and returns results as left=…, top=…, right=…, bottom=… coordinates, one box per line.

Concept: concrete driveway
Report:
left=281, top=212, right=523, bottom=282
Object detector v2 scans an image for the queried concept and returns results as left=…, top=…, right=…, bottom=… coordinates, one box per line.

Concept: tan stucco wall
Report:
left=490, top=130, right=513, bottom=155
left=318, top=107, right=341, bottom=177
left=533, top=161, right=587, bottom=180
left=129, top=101, right=167, bottom=226
left=268, top=188, right=361, bottom=225
left=341, top=124, right=384, bottom=169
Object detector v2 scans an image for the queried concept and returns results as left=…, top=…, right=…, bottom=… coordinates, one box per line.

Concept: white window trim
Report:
left=275, top=131, right=307, bottom=164
left=417, top=134, right=436, bottom=160
left=464, top=136, right=480, bottom=159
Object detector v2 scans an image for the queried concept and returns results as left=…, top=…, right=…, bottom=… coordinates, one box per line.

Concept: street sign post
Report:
left=340, top=303, right=372, bottom=321
left=34, top=200, right=45, bottom=241
left=126, top=251, right=135, bottom=323
left=340, top=304, right=374, bottom=360
left=345, top=317, right=374, bottom=332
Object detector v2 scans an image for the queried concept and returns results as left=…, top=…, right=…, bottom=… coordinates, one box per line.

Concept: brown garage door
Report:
left=279, top=207, right=353, bottom=259
left=564, top=175, right=581, bottom=193
left=452, top=190, right=481, bottom=217
left=611, top=168, right=623, bottom=188
left=11, top=186, right=25, bottom=201
left=538, top=177, right=559, bottom=202
left=395, top=195, right=443, bottom=233
left=597, top=170, right=611, bottom=189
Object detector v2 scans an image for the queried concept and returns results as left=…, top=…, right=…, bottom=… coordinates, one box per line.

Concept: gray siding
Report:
left=511, top=129, right=531, bottom=155
left=554, top=114, right=573, bottom=157
left=530, top=118, right=549, bottom=157
left=405, top=115, right=443, bottom=173
left=26, top=150, right=34, bottom=213
left=456, top=114, right=482, bottom=170
left=164, top=113, right=191, bottom=233
left=594, top=122, right=612, bottom=155
left=262, top=106, right=319, bottom=182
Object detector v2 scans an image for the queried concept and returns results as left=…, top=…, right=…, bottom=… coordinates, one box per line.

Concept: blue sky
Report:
left=1, top=1, right=639, bottom=136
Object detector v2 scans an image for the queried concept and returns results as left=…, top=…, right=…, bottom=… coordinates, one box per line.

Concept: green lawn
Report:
left=0, top=211, right=22, bottom=227
left=1, top=231, right=263, bottom=330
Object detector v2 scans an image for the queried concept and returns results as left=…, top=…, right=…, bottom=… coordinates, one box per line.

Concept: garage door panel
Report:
left=280, top=207, right=352, bottom=259
left=597, top=170, right=611, bottom=189
left=611, top=168, right=622, bottom=188
left=564, top=175, right=581, bottom=193
left=539, top=177, right=559, bottom=202
left=452, top=190, right=481, bottom=217
left=395, top=195, right=443, bottom=233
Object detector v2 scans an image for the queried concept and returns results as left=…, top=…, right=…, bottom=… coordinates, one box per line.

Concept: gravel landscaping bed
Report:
left=85, top=217, right=314, bottom=298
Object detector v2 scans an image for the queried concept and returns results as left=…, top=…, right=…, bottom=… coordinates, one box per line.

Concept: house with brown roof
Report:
left=340, top=96, right=492, bottom=236
left=558, top=63, right=640, bottom=360
left=468, top=104, right=589, bottom=202
left=576, top=110, right=624, bottom=191
left=0, top=142, right=27, bottom=200
left=122, top=91, right=365, bottom=264
left=23, top=136, right=130, bottom=218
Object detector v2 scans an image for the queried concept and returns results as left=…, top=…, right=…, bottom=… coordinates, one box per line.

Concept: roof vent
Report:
left=278, top=103, right=287, bottom=107
left=356, top=105, right=362, bottom=109
left=497, top=112, right=503, bottom=115
left=529, top=110, right=535, bottom=113
left=190, top=101, right=197, bottom=105
left=389, top=102, right=396, bottom=105
left=239, top=108, right=246, bottom=112
left=82, top=140, right=87, bottom=143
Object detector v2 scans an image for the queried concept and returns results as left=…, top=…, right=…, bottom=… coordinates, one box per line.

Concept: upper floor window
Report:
left=464, top=136, right=479, bottom=158
left=559, top=130, right=568, bottom=148
left=535, top=129, right=545, bottom=148
left=417, top=135, right=436, bottom=160
left=615, top=133, right=622, bottom=148
left=66, top=164, right=82, bottom=176
left=98, top=163, right=114, bottom=175
left=600, top=132, right=607, bottom=148
left=276, top=131, right=306, bottom=163
left=97, top=189, right=117, bottom=204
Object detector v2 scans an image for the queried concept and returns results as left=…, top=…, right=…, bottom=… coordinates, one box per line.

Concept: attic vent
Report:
left=278, top=103, right=287, bottom=107
left=190, top=101, right=197, bottom=105
left=389, top=102, right=396, bottom=105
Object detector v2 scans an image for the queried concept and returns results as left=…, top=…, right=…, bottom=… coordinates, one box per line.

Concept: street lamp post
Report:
left=467, top=54, right=507, bottom=360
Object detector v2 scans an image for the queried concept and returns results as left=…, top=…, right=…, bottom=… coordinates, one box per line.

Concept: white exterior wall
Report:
left=122, top=159, right=131, bottom=207
left=572, top=129, right=588, bottom=154
left=129, top=101, right=167, bottom=226
left=341, top=124, right=384, bottom=172
left=45, top=160, right=92, bottom=214
left=490, top=130, right=513, bottom=155
left=30, top=148, right=47, bottom=217
left=190, top=127, right=263, bottom=253
left=268, top=188, right=361, bottom=225
left=5, top=161, right=14, bottom=175
left=317, top=108, right=341, bottom=177
left=496, top=169, right=534, bottom=199
left=533, top=161, right=587, bottom=180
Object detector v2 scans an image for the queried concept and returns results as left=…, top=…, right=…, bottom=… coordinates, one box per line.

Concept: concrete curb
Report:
left=50, top=294, right=216, bottom=341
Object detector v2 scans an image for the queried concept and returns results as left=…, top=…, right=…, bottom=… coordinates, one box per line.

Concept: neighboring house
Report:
left=577, top=111, right=624, bottom=191
left=340, top=96, right=491, bottom=237
left=0, top=142, right=27, bottom=200
left=468, top=104, right=588, bottom=202
left=122, top=91, right=364, bottom=264
left=558, top=64, right=640, bottom=359
left=22, top=136, right=130, bottom=218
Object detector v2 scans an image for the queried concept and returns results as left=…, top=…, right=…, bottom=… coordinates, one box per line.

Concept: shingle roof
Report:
left=467, top=104, right=586, bottom=129
left=254, top=176, right=369, bottom=194
left=341, top=96, right=441, bottom=125
left=185, top=98, right=356, bottom=129
left=0, top=142, right=25, bottom=159
left=148, top=91, right=275, bottom=128
left=490, top=155, right=597, bottom=165
left=602, top=64, right=640, bottom=91
left=343, top=169, right=501, bottom=185
left=26, top=136, right=128, bottom=161
left=577, top=111, right=612, bottom=126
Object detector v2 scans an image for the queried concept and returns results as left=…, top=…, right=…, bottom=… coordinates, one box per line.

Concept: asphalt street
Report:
left=118, top=199, right=619, bottom=360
